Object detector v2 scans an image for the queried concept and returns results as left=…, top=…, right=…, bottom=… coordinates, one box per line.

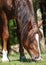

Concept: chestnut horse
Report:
left=0, top=0, right=42, bottom=62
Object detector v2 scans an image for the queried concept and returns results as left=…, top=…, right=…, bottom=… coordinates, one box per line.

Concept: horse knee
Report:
left=2, top=31, right=9, bottom=39
left=5, top=32, right=9, bottom=39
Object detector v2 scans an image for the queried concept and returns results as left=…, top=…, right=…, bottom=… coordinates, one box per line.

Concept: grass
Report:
left=0, top=52, right=46, bottom=65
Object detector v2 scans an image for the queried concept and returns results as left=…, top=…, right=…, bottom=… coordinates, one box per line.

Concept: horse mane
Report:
left=14, top=0, right=37, bottom=42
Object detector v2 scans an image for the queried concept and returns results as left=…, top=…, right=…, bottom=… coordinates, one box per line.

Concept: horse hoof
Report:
left=20, top=56, right=27, bottom=62
left=2, top=57, right=9, bottom=62
left=2, top=50, right=9, bottom=62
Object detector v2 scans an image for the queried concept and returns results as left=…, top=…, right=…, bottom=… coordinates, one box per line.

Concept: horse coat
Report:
left=0, top=0, right=42, bottom=60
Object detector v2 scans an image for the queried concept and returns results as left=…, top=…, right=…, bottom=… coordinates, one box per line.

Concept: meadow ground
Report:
left=0, top=51, right=46, bottom=65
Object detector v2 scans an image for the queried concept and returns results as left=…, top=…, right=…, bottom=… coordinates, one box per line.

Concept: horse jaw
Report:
left=2, top=50, right=9, bottom=62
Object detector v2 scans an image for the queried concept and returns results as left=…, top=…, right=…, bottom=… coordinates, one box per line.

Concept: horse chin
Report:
left=31, top=56, right=43, bottom=61
left=2, top=50, right=9, bottom=62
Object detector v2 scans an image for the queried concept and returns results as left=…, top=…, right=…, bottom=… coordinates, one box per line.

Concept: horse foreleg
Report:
left=17, top=29, right=26, bottom=61
left=19, top=41, right=26, bottom=61
left=2, top=28, right=9, bottom=62
left=1, top=11, right=9, bottom=62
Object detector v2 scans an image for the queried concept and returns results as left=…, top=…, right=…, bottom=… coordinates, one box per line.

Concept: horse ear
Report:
left=38, top=20, right=43, bottom=28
